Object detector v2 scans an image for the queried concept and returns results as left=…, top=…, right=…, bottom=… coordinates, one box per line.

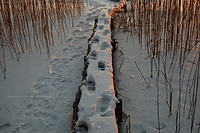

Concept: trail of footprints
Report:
left=13, top=2, right=111, bottom=133
left=76, top=3, right=119, bottom=133
left=0, top=3, right=113, bottom=133
left=23, top=36, right=84, bottom=132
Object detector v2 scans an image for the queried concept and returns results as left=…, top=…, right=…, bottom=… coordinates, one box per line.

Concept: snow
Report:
left=113, top=32, right=200, bottom=133
left=0, top=0, right=118, bottom=133
left=76, top=11, right=119, bottom=132
left=1, top=0, right=199, bottom=133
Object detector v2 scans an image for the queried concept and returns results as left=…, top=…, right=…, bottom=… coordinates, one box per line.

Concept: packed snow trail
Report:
left=71, top=0, right=127, bottom=133
left=71, top=11, right=119, bottom=133
left=0, top=17, right=91, bottom=133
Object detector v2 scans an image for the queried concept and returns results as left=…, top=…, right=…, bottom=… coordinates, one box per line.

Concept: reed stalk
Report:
left=113, top=0, right=200, bottom=132
left=0, top=0, right=84, bottom=78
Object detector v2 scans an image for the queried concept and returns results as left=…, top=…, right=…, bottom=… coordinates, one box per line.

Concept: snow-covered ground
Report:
left=0, top=0, right=117, bottom=133
left=1, top=0, right=200, bottom=133
left=0, top=14, right=87, bottom=133
left=113, top=32, right=200, bottom=133
left=75, top=9, right=119, bottom=132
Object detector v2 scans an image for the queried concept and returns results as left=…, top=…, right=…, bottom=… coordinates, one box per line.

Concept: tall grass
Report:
left=0, top=0, right=84, bottom=79
left=113, top=0, right=200, bottom=132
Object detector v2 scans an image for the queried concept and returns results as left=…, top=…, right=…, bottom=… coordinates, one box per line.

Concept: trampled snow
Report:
left=75, top=11, right=119, bottom=132
left=1, top=0, right=199, bottom=133
left=0, top=0, right=118, bottom=133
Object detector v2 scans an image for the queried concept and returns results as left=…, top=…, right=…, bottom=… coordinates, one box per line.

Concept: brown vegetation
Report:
left=0, top=0, right=84, bottom=79
left=113, top=0, right=200, bottom=132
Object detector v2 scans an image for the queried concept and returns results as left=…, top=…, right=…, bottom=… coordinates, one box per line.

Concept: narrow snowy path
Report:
left=0, top=16, right=90, bottom=133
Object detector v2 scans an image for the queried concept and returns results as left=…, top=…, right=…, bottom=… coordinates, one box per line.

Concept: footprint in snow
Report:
left=81, top=23, right=92, bottom=30
left=63, top=47, right=83, bottom=55
left=51, top=76, right=72, bottom=92
left=100, top=42, right=111, bottom=50
left=101, top=13, right=106, bottom=18
left=50, top=58, right=68, bottom=65
left=49, top=58, right=69, bottom=74
left=103, top=29, right=111, bottom=36
left=62, top=47, right=73, bottom=55
left=104, top=18, right=110, bottom=25
left=74, top=46, right=83, bottom=51
left=69, top=54, right=81, bottom=61
left=44, top=115, right=59, bottom=131
left=97, top=95, right=111, bottom=113
left=31, top=78, right=52, bottom=95
left=24, top=106, right=51, bottom=119
left=79, top=21, right=85, bottom=24
left=98, top=25, right=104, bottom=30
left=25, top=98, right=53, bottom=119
left=84, top=74, right=96, bottom=91
left=71, top=29, right=84, bottom=37
left=98, top=61, right=105, bottom=71
left=90, top=10, right=98, bottom=15
left=92, top=15, right=99, bottom=19
left=21, top=123, right=33, bottom=131
left=33, top=77, right=50, bottom=87
left=91, top=35, right=100, bottom=43
left=87, top=13, right=92, bottom=17
left=88, top=50, right=97, bottom=60
left=76, top=120, right=89, bottom=133
left=52, top=75, right=63, bottom=84
left=78, top=36, right=88, bottom=40
left=32, top=77, right=61, bottom=97
left=75, top=21, right=85, bottom=27
left=49, top=66, right=64, bottom=75
left=45, top=123, right=56, bottom=131
left=27, top=104, right=34, bottom=110
left=0, top=123, right=11, bottom=131
left=89, top=7, right=95, bottom=11
left=86, top=17, right=95, bottom=22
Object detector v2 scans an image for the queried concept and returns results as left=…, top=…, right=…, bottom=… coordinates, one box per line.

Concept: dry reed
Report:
left=0, top=0, right=84, bottom=79
left=113, top=0, right=200, bottom=132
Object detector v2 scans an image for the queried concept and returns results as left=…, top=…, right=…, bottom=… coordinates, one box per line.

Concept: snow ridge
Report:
left=73, top=11, right=119, bottom=133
